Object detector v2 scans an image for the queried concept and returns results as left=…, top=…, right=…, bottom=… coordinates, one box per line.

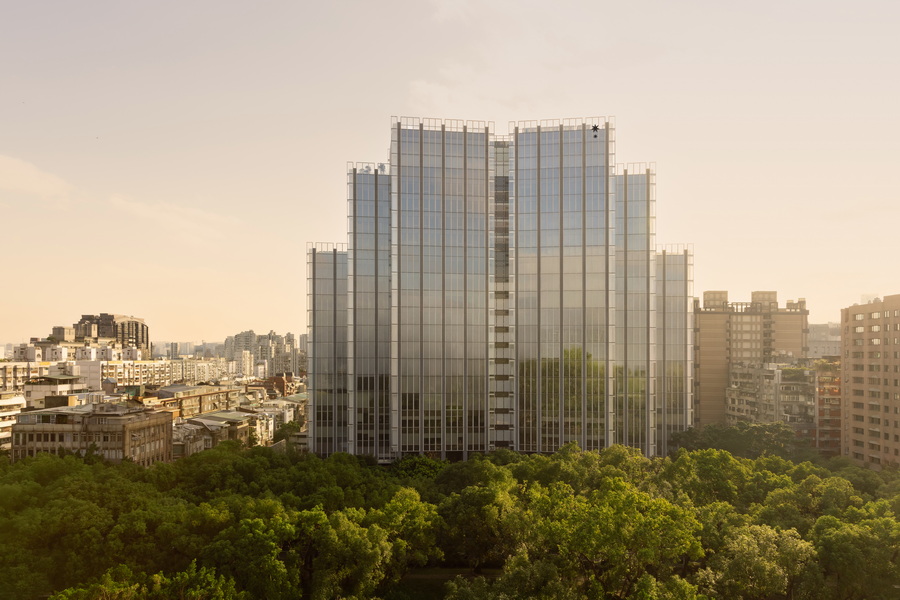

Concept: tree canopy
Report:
left=2, top=425, right=900, bottom=599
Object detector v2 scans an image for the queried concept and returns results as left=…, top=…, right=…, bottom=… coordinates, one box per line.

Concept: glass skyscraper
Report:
left=308, top=116, right=692, bottom=460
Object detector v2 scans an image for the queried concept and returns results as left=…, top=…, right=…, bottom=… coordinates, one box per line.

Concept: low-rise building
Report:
left=11, top=403, right=173, bottom=465
left=151, top=384, right=241, bottom=418
left=186, top=410, right=252, bottom=449
left=24, top=374, right=89, bottom=405
left=172, top=422, right=206, bottom=459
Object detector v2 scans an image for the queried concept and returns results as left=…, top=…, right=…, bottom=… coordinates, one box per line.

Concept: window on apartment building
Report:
left=872, top=325, right=882, bottom=332
left=871, top=312, right=882, bottom=319
left=855, top=314, right=864, bottom=321
left=855, top=326, right=865, bottom=333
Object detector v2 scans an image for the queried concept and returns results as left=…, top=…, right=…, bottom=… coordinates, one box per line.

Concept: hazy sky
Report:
left=2, top=0, right=899, bottom=343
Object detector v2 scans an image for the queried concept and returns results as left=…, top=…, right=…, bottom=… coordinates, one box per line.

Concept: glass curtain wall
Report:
left=390, top=118, right=492, bottom=459
left=512, top=118, right=613, bottom=453
left=347, top=164, right=392, bottom=459
left=307, top=243, right=348, bottom=455
left=614, top=166, right=657, bottom=456
left=655, top=245, right=694, bottom=454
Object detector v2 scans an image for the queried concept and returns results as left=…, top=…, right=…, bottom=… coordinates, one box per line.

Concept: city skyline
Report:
left=4, top=1, right=900, bottom=342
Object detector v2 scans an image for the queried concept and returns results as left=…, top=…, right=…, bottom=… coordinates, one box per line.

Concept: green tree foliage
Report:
left=670, top=421, right=819, bottom=462
left=6, top=439, right=900, bottom=599
left=272, top=420, right=304, bottom=443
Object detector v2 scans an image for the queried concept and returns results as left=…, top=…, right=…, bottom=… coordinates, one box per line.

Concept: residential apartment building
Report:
left=73, top=314, right=150, bottom=349
left=694, top=291, right=808, bottom=427
left=725, top=363, right=816, bottom=444
left=841, top=295, right=900, bottom=468
left=815, top=358, right=841, bottom=458
left=10, top=403, right=173, bottom=465
left=0, top=362, right=58, bottom=392
left=151, top=384, right=242, bottom=418
left=309, top=116, right=694, bottom=460
left=0, top=391, right=26, bottom=451
left=24, top=374, right=89, bottom=405
left=809, top=323, right=841, bottom=358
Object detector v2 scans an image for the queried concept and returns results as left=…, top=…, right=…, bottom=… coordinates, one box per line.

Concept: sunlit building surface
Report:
left=842, top=295, right=900, bottom=468
left=694, top=291, right=809, bottom=427
left=307, top=244, right=348, bottom=456
left=309, top=117, right=693, bottom=460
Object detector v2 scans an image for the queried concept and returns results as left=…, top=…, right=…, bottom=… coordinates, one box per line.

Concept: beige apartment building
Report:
left=11, top=402, right=173, bottom=466
left=694, top=291, right=809, bottom=427
left=841, top=295, right=900, bottom=469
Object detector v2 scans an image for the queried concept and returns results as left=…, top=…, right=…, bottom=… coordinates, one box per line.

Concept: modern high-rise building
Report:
left=841, top=295, right=900, bottom=469
left=307, top=243, right=349, bottom=455
left=309, top=117, right=694, bottom=460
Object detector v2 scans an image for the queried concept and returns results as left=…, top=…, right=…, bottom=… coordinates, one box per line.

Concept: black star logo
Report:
left=591, top=124, right=599, bottom=132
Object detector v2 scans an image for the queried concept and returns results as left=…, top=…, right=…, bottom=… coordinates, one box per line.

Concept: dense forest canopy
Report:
left=2, top=423, right=900, bottom=599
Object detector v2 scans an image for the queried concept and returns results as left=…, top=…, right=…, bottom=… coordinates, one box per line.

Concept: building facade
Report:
left=725, top=363, right=816, bottom=444
left=309, top=116, right=694, bottom=460
left=841, top=295, right=900, bottom=468
left=0, top=391, right=26, bottom=451
left=307, top=243, right=349, bottom=455
left=815, top=358, right=841, bottom=458
left=694, top=291, right=809, bottom=427
left=74, top=314, right=150, bottom=349
left=11, top=403, right=172, bottom=465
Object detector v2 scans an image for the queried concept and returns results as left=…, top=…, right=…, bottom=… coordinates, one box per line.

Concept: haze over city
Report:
left=3, top=0, right=899, bottom=342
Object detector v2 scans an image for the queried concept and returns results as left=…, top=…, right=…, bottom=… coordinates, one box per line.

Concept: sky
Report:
left=2, top=0, right=899, bottom=343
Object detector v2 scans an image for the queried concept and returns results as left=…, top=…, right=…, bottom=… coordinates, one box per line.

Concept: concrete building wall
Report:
left=694, top=291, right=808, bottom=428
left=841, top=295, right=900, bottom=469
